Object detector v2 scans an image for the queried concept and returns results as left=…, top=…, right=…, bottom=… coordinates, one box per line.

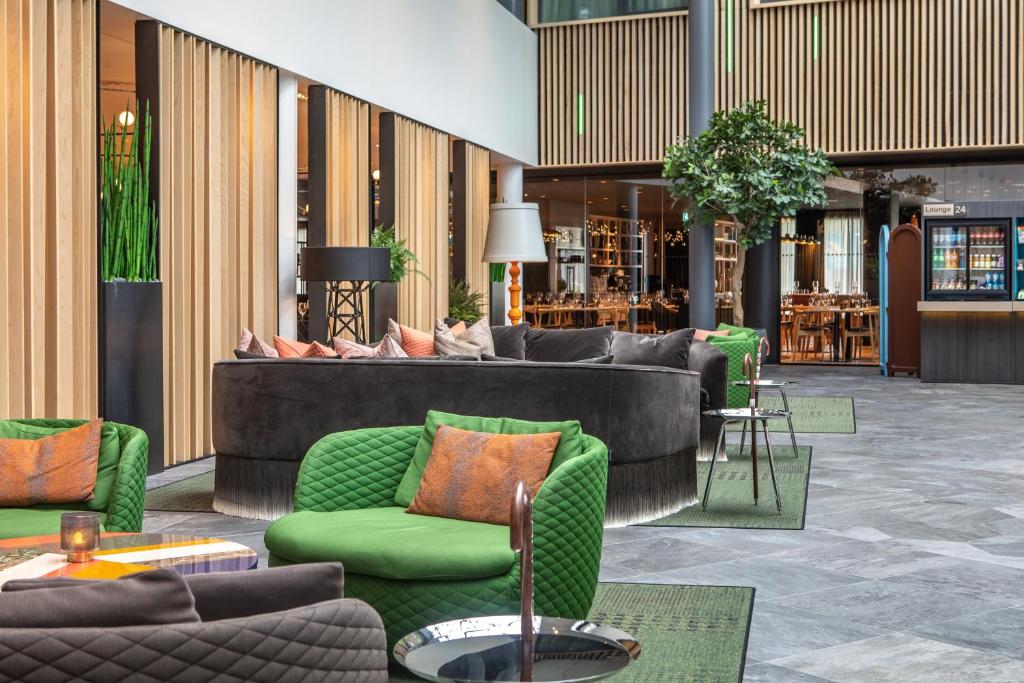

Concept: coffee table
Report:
left=0, top=533, right=257, bottom=587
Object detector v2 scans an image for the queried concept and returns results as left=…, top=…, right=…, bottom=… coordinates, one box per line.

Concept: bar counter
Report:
left=917, top=300, right=1024, bottom=383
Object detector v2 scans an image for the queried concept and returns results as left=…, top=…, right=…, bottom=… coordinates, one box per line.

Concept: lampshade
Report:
left=482, top=203, right=549, bottom=263
left=300, top=246, right=392, bottom=282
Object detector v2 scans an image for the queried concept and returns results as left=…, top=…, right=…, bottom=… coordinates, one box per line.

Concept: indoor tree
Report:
left=663, top=100, right=834, bottom=325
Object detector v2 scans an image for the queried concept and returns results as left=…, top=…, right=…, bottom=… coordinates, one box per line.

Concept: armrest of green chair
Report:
left=532, top=435, right=608, bottom=619
left=294, top=426, right=421, bottom=512
left=104, top=422, right=149, bottom=532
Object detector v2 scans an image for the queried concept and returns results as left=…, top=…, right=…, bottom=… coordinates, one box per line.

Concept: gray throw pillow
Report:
left=524, top=326, right=613, bottom=362
left=434, top=317, right=495, bottom=358
left=610, top=328, right=696, bottom=369
left=184, top=562, right=344, bottom=622
left=0, top=568, right=199, bottom=628
left=489, top=323, right=530, bottom=359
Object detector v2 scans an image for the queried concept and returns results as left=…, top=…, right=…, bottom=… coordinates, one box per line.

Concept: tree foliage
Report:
left=662, top=100, right=835, bottom=248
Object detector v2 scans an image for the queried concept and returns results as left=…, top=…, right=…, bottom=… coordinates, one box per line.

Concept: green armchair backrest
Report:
left=0, top=419, right=149, bottom=532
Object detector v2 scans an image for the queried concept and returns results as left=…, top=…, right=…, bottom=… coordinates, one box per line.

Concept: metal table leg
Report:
left=762, top=421, right=783, bottom=514
left=778, top=387, right=799, bottom=458
left=702, top=421, right=729, bottom=510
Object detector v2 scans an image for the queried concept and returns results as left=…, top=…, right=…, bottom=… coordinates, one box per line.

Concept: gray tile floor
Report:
left=143, top=365, right=1024, bottom=682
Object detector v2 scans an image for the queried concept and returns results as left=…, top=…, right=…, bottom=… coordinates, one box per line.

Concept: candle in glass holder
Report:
left=60, top=512, right=100, bottom=562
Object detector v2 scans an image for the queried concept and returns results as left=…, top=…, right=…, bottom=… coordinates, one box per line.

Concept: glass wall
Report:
left=781, top=162, right=1024, bottom=365
left=538, top=0, right=687, bottom=23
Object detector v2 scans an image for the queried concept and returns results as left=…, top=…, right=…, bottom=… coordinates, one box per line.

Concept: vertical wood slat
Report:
left=153, top=25, right=277, bottom=465
left=463, top=142, right=492, bottom=299
left=309, top=86, right=370, bottom=341
left=538, top=0, right=1024, bottom=167
left=0, top=0, right=97, bottom=420
left=383, top=115, right=450, bottom=331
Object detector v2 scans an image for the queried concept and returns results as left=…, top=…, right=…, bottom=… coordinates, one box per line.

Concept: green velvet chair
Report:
left=0, top=419, right=149, bottom=539
left=265, top=420, right=609, bottom=651
left=708, top=323, right=762, bottom=408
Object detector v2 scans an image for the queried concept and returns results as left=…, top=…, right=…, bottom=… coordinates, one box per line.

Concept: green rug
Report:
left=643, top=445, right=811, bottom=530
left=144, top=471, right=215, bottom=513
left=388, top=582, right=754, bottom=682
left=725, top=395, right=855, bottom=433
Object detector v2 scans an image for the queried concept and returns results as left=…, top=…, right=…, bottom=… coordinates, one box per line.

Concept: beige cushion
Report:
left=433, top=317, right=495, bottom=358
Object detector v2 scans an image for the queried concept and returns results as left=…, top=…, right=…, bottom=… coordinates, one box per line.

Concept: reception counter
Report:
left=917, top=301, right=1024, bottom=384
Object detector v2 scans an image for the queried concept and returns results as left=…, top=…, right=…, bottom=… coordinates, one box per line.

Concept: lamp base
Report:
left=65, top=551, right=95, bottom=563
left=325, top=280, right=369, bottom=344
left=508, top=261, right=522, bottom=326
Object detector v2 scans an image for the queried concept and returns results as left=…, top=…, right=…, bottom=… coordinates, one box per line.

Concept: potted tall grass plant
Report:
left=100, top=100, right=164, bottom=474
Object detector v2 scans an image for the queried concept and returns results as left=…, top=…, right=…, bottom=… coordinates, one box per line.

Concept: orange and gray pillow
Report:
left=0, top=419, right=103, bottom=506
left=406, top=424, right=558, bottom=526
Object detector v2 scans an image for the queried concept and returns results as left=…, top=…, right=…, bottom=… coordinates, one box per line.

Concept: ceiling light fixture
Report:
left=117, top=110, right=135, bottom=128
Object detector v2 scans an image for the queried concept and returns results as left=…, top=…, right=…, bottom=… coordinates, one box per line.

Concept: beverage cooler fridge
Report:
left=924, top=219, right=1011, bottom=300
left=1016, top=221, right=1024, bottom=301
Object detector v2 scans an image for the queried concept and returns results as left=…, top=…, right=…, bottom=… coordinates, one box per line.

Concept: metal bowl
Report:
left=394, top=615, right=641, bottom=683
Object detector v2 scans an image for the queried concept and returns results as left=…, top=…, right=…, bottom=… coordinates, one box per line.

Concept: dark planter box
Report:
left=490, top=280, right=506, bottom=325
left=370, top=281, right=398, bottom=341
left=101, top=281, right=164, bottom=474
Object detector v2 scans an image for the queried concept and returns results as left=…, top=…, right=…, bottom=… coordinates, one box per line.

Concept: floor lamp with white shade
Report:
left=482, top=202, right=549, bottom=326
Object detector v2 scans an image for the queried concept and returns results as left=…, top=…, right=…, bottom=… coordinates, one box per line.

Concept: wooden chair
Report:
left=634, top=306, right=657, bottom=334
left=841, top=307, right=878, bottom=361
left=795, top=309, right=831, bottom=360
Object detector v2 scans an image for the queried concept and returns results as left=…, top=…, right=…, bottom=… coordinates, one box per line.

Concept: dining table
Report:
left=522, top=302, right=653, bottom=333
left=784, top=305, right=879, bottom=362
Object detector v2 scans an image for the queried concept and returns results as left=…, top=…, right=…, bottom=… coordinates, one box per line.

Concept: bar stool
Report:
left=702, top=407, right=789, bottom=514
left=734, top=379, right=800, bottom=458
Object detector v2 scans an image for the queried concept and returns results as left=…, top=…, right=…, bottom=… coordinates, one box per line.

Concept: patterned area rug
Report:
left=643, top=445, right=812, bottom=530
left=144, top=472, right=215, bottom=513
left=726, top=395, right=856, bottom=433
left=388, top=582, right=754, bottom=683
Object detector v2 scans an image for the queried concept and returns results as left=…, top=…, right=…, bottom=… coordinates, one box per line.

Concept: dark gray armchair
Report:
left=0, top=564, right=388, bottom=683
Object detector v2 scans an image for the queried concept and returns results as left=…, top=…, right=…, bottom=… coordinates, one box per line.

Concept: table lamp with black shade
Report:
left=300, top=246, right=392, bottom=344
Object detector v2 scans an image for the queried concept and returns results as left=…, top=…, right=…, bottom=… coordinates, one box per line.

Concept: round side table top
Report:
left=732, top=379, right=796, bottom=387
left=395, top=614, right=641, bottom=682
left=0, top=533, right=258, bottom=586
left=704, top=407, right=791, bottom=421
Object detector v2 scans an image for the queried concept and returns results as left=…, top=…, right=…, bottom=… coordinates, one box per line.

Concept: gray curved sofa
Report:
left=212, top=340, right=726, bottom=527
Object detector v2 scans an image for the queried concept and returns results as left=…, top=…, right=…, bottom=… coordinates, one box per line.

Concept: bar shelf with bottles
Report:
left=917, top=204, right=1024, bottom=384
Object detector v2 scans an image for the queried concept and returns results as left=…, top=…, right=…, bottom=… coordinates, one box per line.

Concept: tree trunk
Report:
left=731, top=243, right=746, bottom=327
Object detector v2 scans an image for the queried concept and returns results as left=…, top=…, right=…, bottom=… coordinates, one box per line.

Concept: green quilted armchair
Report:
left=708, top=323, right=763, bottom=408
left=265, top=416, right=609, bottom=651
left=0, top=419, right=149, bottom=539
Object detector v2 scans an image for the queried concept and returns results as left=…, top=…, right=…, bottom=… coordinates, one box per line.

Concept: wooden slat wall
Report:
left=154, top=25, right=277, bottom=465
left=324, top=89, right=369, bottom=249
left=390, top=116, right=450, bottom=331
left=538, top=0, right=1024, bottom=166
left=325, top=88, right=369, bottom=342
left=0, top=0, right=98, bottom=420
left=539, top=13, right=688, bottom=166
left=462, top=142, right=492, bottom=300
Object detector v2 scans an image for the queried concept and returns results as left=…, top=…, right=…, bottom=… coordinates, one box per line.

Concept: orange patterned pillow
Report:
left=694, top=329, right=730, bottom=342
left=273, top=336, right=311, bottom=358
left=406, top=425, right=559, bottom=526
left=449, top=321, right=467, bottom=335
left=0, top=420, right=103, bottom=506
left=387, top=319, right=435, bottom=356
left=302, top=341, right=338, bottom=358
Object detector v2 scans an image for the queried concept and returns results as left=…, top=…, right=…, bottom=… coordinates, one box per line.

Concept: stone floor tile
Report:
left=772, top=633, right=1024, bottom=682
left=910, top=607, right=1024, bottom=661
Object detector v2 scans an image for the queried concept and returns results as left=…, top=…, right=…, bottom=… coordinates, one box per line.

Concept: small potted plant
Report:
left=369, top=224, right=423, bottom=339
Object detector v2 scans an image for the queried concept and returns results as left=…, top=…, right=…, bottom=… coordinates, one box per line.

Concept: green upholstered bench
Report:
left=265, top=419, right=609, bottom=651
left=0, top=419, right=149, bottom=539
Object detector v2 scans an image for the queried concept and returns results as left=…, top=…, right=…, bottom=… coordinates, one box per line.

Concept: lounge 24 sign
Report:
left=922, top=203, right=968, bottom=217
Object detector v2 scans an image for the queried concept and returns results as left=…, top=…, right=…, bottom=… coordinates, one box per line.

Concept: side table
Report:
left=703, top=407, right=791, bottom=514
left=733, top=379, right=800, bottom=458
